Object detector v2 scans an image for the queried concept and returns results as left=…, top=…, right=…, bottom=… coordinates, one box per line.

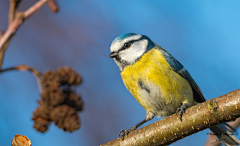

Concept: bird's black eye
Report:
left=124, top=43, right=131, bottom=48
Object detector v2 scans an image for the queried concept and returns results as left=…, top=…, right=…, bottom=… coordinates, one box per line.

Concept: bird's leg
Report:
left=119, top=119, right=147, bottom=140
left=176, top=103, right=188, bottom=121
left=119, top=111, right=155, bottom=140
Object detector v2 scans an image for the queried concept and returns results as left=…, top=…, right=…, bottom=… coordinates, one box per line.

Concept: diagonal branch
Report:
left=23, top=0, right=49, bottom=19
left=0, top=0, right=21, bottom=69
left=0, top=12, right=24, bottom=69
left=0, top=0, right=48, bottom=51
left=0, top=30, right=4, bottom=40
left=0, top=0, right=58, bottom=69
left=101, top=89, right=240, bottom=146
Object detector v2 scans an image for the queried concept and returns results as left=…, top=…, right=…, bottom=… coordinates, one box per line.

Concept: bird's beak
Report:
left=109, top=52, right=118, bottom=58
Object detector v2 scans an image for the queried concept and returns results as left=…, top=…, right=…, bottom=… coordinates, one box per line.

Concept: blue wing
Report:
left=156, top=46, right=205, bottom=103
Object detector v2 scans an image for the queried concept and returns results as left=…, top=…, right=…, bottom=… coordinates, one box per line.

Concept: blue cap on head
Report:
left=112, top=33, right=136, bottom=43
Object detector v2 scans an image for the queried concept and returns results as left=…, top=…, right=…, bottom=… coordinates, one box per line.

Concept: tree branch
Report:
left=0, top=0, right=21, bottom=69
left=0, top=30, right=4, bottom=40
left=8, top=0, right=22, bottom=26
left=0, top=0, right=48, bottom=51
left=23, top=0, right=48, bottom=19
left=0, top=65, right=44, bottom=92
left=0, top=0, right=58, bottom=69
left=101, top=89, right=240, bottom=146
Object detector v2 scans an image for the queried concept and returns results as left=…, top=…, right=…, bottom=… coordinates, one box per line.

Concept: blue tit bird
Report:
left=109, top=33, right=239, bottom=145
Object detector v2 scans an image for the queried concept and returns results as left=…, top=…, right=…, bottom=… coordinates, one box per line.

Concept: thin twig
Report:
left=101, top=89, right=240, bottom=146
left=0, top=30, right=5, bottom=69
left=9, top=0, right=16, bottom=25
left=24, top=0, right=48, bottom=19
left=0, top=65, right=44, bottom=92
left=0, top=0, right=52, bottom=69
left=0, top=0, right=48, bottom=50
left=9, top=0, right=22, bottom=26
left=1, top=0, right=21, bottom=69
left=0, top=30, right=4, bottom=40
left=0, top=12, right=24, bottom=69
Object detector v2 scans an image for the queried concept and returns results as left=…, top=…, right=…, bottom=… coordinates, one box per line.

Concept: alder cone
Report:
left=32, top=104, right=51, bottom=133
left=50, top=105, right=80, bottom=132
left=41, top=86, right=65, bottom=107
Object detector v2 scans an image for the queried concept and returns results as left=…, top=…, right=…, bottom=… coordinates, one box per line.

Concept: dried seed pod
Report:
left=42, top=70, right=60, bottom=87
left=73, top=74, right=82, bottom=85
left=57, top=67, right=82, bottom=86
left=33, top=66, right=83, bottom=133
left=64, top=90, right=84, bottom=111
left=32, top=103, right=51, bottom=133
left=33, top=117, right=51, bottom=133
left=32, top=104, right=50, bottom=120
left=57, top=67, right=71, bottom=85
left=50, top=105, right=80, bottom=132
left=41, top=87, right=65, bottom=107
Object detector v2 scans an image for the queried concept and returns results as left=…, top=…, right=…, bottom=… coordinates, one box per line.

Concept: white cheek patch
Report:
left=119, top=39, right=148, bottom=64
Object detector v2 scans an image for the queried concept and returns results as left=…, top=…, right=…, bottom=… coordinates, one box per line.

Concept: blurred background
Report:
left=0, top=0, right=240, bottom=146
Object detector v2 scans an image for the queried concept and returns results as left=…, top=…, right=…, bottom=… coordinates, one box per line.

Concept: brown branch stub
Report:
left=9, top=0, right=22, bottom=25
left=11, top=134, right=32, bottom=146
left=101, top=89, right=240, bottom=146
left=9, top=0, right=16, bottom=25
left=47, top=0, right=59, bottom=13
left=0, top=29, right=4, bottom=41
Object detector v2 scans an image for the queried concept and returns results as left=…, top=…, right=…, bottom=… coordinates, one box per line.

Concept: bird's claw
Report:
left=119, top=126, right=136, bottom=140
left=176, top=103, right=188, bottom=121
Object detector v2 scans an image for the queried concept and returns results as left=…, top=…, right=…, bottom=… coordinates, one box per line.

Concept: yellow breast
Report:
left=120, top=48, right=194, bottom=116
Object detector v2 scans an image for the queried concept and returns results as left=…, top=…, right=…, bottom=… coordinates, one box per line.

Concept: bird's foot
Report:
left=119, top=126, right=136, bottom=140
left=176, top=103, right=188, bottom=121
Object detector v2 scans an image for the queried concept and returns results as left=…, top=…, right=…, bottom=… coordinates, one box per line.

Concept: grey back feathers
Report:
left=156, top=46, right=206, bottom=103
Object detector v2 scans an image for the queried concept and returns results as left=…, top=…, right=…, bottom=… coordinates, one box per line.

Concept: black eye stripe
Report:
left=118, top=36, right=145, bottom=53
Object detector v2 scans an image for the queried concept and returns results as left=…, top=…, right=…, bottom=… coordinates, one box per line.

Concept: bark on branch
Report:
left=101, top=89, right=240, bottom=146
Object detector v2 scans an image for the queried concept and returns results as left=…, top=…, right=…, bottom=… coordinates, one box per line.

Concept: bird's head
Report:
left=109, top=33, right=155, bottom=71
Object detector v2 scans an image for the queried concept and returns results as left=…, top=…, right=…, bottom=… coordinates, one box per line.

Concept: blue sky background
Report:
left=0, top=1, right=240, bottom=146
